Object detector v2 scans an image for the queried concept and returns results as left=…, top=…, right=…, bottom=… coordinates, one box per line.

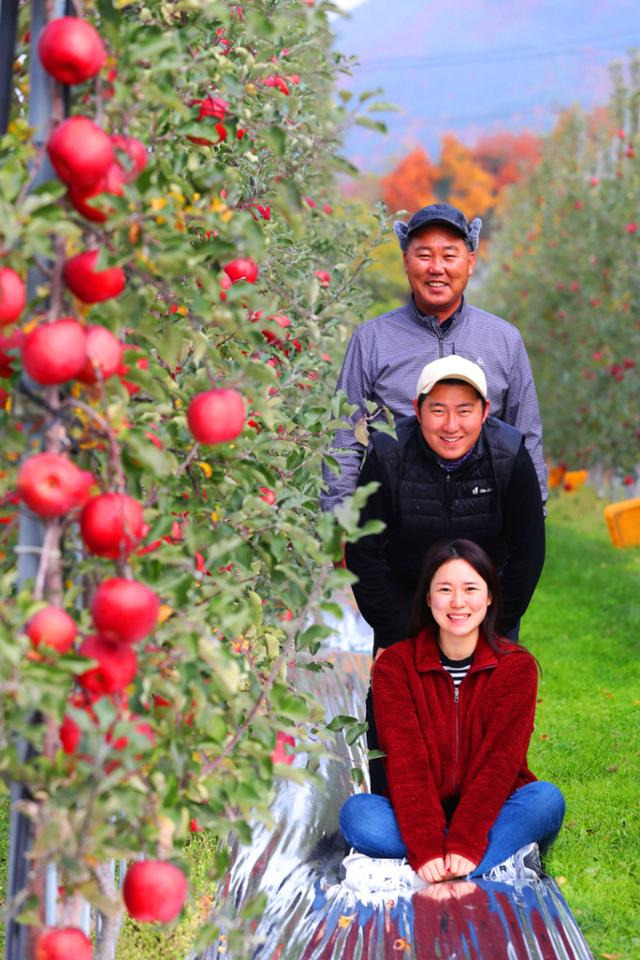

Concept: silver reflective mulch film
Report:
left=198, top=600, right=594, bottom=960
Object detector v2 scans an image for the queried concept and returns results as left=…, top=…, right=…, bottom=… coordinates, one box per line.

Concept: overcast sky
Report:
left=331, top=0, right=369, bottom=13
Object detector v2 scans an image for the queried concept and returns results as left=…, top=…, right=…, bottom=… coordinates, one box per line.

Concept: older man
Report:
left=321, top=203, right=547, bottom=510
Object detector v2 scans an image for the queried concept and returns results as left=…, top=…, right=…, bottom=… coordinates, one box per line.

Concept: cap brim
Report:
left=407, top=218, right=467, bottom=240
left=418, top=374, right=486, bottom=398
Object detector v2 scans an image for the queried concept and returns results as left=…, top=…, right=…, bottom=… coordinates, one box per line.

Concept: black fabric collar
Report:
left=409, top=295, right=466, bottom=333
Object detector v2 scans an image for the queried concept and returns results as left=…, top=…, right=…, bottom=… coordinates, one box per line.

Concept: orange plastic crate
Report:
left=604, top=498, right=640, bottom=548
left=563, top=469, right=588, bottom=491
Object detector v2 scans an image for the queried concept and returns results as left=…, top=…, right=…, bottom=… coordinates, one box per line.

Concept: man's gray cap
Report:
left=394, top=203, right=483, bottom=252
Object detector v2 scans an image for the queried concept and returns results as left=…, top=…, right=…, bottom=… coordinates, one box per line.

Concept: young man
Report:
left=321, top=203, right=547, bottom=511
left=345, top=355, right=545, bottom=653
left=345, top=356, right=545, bottom=794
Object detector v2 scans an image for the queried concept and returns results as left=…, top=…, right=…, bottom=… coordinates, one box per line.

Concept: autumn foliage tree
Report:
left=380, top=147, right=436, bottom=215
left=0, top=0, right=388, bottom=955
left=480, top=57, right=640, bottom=482
left=380, top=131, right=542, bottom=228
left=473, top=131, right=542, bottom=194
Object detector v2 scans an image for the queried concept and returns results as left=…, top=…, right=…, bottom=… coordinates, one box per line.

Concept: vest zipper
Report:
left=445, top=473, right=451, bottom=525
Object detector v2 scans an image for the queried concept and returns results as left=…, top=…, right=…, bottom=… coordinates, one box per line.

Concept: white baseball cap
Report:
left=415, top=355, right=487, bottom=400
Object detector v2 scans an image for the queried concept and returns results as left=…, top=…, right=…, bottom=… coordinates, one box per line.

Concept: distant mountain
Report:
left=332, top=0, right=640, bottom=171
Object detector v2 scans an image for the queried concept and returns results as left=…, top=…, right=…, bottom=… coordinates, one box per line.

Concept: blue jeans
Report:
left=339, top=781, right=565, bottom=876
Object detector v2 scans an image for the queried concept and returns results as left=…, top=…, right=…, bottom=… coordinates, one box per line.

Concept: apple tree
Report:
left=480, top=54, right=640, bottom=483
left=0, top=0, right=388, bottom=955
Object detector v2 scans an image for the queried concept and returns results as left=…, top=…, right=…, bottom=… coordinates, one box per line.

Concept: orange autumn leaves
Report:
left=381, top=131, right=542, bottom=223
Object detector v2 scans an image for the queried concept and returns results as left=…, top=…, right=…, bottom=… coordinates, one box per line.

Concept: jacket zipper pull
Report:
left=454, top=686, right=459, bottom=703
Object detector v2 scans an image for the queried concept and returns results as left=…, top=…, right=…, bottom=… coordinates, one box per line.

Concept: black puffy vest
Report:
left=370, top=415, right=523, bottom=592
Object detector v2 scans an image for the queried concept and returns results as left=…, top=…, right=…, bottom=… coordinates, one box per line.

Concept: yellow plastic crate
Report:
left=604, top=498, right=640, bottom=548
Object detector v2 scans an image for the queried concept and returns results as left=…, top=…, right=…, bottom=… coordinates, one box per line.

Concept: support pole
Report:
left=4, top=0, right=64, bottom=955
left=0, top=0, right=19, bottom=136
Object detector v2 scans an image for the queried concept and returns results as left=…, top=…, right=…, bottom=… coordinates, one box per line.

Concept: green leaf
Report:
left=358, top=88, right=384, bottom=103
left=345, top=721, right=368, bottom=746
left=355, top=117, right=388, bottom=133
left=326, top=714, right=358, bottom=732
left=263, top=125, right=286, bottom=157
left=351, top=766, right=364, bottom=786
left=296, top=623, right=334, bottom=651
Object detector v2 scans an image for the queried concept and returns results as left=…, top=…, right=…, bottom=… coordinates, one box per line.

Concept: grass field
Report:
left=523, top=487, right=640, bottom=960
left=1, top=486, right=639, bottom=958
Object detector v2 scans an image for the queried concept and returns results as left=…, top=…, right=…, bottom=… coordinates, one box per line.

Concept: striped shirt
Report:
left=440, top=650, right=474, bottom=694
left=320, top=296, right=547, bottom=510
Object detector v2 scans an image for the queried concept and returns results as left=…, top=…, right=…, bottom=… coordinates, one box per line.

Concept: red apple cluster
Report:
left=21, top=316, right=124, bottom=385
left=42, top=18, right=147, bottom=229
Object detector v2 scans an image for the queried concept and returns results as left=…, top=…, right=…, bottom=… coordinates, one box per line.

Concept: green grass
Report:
left=523, top=487, right=640, bottom=960
left=2, top=487, right=639, bottom=958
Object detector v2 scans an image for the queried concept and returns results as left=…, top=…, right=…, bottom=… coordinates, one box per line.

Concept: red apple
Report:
left=259, top=486, right=276, bottom=505
left=0, top=328, right=24, bottom=378
left=261, top=313, right=290, bottom=350
left=271, top=731, right=295, bottom=764
left=122, top=861, right=188, bottom=923
left=110, top=134, right=148, bottom=181
left=77, top=634, right=137, bottom=694
left=108, top=715, right=155, bottom=752
left=59, top=714, right=81, bottom=755
left=187, top=388, right=245, bottom=444
left=47, top=116, right=114, bottom=189
left=18, top=453, right=95, bottom=518
left=76, top=325, right=123, bottom=383
left=118, top=347, right=149, bottom=395
left=188, top=96, right=229, bottom=145
left=69, top=163, right=126, bottom=222
left=21, top=318, right=87, bottom=385
left=222, top=257, right=259, bottom=284
left=38, top=17, right=106, bottom=85
left=0, top=268, right=26, bottom=326
left=34, top=926, right=93, bottom=960
left=313, top=270, right=330, bottom=287
left=81, top=493, right=147, bottom=557
left=91, top=578, right=159, bottom=644
left=219, top=273, right=232, bottom=301
left=63, top=249, right=126, bottom=303
left=26, top=606, right=77, bottom=653
left=248, top=203, right=271, bottom=221
left=262, top=74, right=289, bottom=95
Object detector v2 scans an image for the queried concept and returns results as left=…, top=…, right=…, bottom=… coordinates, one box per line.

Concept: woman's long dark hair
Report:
left=409, top=539, right=504, bottom=651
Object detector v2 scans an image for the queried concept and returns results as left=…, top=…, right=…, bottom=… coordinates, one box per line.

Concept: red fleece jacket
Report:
left=372, top=628, right=538, bottom=871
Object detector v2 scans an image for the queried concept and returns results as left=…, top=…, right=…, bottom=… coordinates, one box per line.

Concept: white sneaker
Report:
left=342, top=851, right=425, bottom=897
left=481, top=842, right=543, bottom=884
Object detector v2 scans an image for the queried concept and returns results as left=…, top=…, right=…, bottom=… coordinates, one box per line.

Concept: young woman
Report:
left=340, top=539, right=565, bottom=883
